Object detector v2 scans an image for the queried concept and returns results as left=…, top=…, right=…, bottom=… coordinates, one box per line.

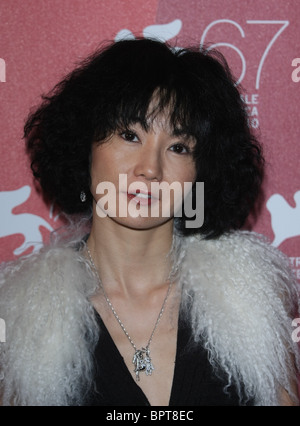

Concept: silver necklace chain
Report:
left=86, top=245, right=173, bottom=381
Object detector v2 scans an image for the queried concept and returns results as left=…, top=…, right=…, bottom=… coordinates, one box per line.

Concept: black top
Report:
left=86, top=310, right=252, bottom=406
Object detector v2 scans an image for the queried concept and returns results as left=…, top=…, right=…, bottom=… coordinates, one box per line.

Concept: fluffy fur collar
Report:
left=0, top=230, right=299, bottom=406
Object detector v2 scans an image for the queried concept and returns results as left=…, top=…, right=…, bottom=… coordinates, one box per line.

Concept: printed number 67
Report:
left=200, top=20, right=289, bottom=89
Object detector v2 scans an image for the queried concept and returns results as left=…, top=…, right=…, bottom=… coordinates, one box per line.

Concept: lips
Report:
left=128, top=190, right=151, bottom=198
left=127, top=190, right=155, bottom=206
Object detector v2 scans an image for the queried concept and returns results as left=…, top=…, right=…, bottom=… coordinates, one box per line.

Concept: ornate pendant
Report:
left=132, top=347, right=154, bottom=381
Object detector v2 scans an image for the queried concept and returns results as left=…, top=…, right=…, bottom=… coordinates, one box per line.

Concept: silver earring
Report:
left=80, top=191, right=87, bottom=203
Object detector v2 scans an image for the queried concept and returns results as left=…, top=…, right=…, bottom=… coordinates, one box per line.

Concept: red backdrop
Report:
left=0, top=0, right=299, bottom=291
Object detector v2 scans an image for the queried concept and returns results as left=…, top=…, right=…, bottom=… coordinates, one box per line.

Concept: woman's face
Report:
left=90, top=115, right=197, bottom=231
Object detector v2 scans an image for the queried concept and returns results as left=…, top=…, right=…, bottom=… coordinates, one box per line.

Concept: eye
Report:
left=169, top=143, right=190, bottom=155
left=120, top=130, right=139, bottom=142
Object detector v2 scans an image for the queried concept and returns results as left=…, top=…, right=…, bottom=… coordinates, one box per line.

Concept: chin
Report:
left=109, top=215, right=174, bottom=231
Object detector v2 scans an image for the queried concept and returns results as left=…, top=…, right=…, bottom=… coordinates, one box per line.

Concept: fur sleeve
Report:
left=0, top=242, right=99, bottom=406
left=180, top=230, right=300, bottom=406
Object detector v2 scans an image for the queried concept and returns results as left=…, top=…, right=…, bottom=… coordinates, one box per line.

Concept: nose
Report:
left=133, top=139, right=163, bottom=182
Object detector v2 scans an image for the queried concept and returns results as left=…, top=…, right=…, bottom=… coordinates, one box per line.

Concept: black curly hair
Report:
left=24, top=37, right=264, bottom=238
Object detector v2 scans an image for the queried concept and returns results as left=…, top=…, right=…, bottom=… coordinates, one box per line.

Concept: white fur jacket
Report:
left=0, top=230, right=299, bottom=406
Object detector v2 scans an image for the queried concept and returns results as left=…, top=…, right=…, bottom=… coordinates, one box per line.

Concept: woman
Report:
left=0, top=37, right=299, bottom=406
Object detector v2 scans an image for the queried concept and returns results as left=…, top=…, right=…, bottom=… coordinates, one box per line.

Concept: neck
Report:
left=87, top=217, right=175, bottom=297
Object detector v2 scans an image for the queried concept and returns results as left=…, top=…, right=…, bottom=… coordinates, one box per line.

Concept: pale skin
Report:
left=88, top=117, right=196, bottom=405
left=86, top=116, right=297, bottom=406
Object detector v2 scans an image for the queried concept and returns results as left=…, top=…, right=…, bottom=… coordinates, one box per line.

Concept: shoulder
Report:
left=182, top=230, right=298, bottom=306
left=1, top=233, right=94, bottom=285
left=0, top=235, right=98, bottom=327
left=2, top=241, right=73, bottom=287
left=185, top=229, right=291, bottom=268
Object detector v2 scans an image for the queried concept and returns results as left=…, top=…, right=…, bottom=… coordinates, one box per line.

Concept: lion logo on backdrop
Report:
left=0, top=186, right=53, bottom=256
left=266, top=190, right=300, bottom=247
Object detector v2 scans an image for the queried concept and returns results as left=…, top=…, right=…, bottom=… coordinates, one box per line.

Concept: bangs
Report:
left=94, top=82, right=208, bottom=143
left=121, top=87, right=198, bottom=134
left=91, top=41, right=210, bottom=143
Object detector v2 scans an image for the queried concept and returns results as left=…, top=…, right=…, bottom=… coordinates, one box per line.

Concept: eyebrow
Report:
left=171, top=128, right=194, bottom=142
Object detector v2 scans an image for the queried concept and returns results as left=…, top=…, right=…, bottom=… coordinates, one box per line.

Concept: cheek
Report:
left=176, top=163, right=197, bottom=205
left=177, top=161, right=197, bottom=185
left=189, top=164, right=197, bottom=186
left=90, top=146, right=117, bottom=183
left=163, top=163, right=196, bottom=214
left=90, top=153, right=112, bottom=200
